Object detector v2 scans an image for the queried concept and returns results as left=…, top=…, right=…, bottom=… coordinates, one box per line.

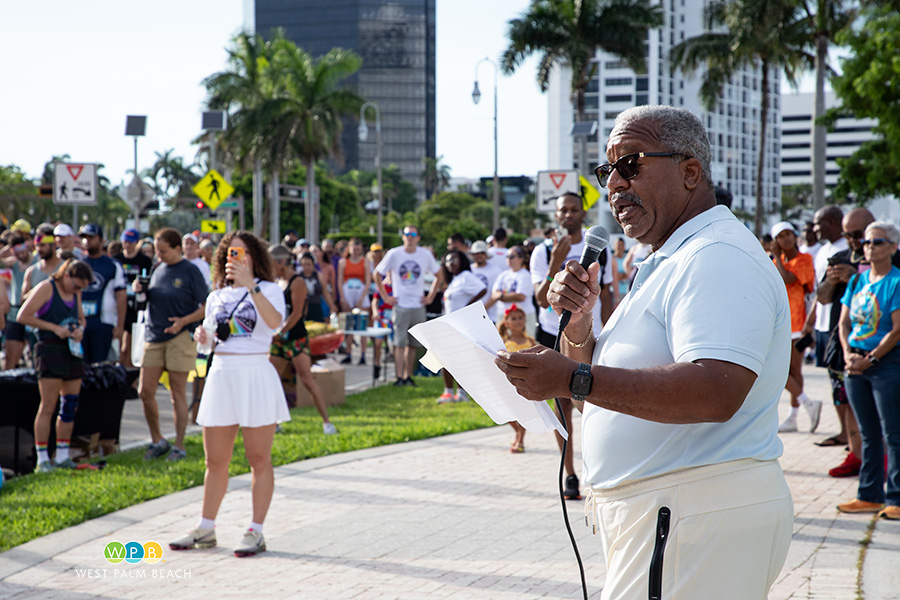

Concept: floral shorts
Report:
left=270, top=335, right=310, bottom=360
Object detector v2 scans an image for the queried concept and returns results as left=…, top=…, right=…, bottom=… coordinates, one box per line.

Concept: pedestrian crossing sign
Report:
left=579, top=175, right=601, bottom=211
left=201, top=220, right=226, bottom=234
left=192, top=170, right=234, bottom=211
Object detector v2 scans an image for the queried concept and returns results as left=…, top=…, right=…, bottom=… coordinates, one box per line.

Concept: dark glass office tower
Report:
left=254, top=0, right=436, bottom=200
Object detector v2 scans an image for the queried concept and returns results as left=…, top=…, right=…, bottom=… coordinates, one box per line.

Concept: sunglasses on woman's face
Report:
left=862, top=238, right=889, bottom=247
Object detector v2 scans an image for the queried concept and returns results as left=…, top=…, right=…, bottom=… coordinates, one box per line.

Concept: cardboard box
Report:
left=278, top=360, right=345, bottom=408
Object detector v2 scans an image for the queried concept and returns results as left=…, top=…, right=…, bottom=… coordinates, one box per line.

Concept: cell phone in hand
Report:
left=228, top=246, right=245, bottom=263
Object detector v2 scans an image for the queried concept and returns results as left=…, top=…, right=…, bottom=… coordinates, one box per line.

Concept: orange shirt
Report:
left=775, top=252, right=815, bottom=334
left=343, top=256, right=367, bottom=282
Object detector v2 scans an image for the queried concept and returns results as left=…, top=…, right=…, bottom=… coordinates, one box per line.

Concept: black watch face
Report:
left=572, top=372, right=591, bottom=396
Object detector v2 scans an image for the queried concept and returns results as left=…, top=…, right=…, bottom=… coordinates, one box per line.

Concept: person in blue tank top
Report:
left=17, top=259, right=92, bottom=472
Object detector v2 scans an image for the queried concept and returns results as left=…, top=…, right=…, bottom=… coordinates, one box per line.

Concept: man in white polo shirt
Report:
left=374, top=225, right=440, bottom=386
left=497, top=106, right=793, bottom=599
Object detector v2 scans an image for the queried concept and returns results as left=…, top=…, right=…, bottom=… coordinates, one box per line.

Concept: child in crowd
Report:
left=497, top=304, right=535, bottom=453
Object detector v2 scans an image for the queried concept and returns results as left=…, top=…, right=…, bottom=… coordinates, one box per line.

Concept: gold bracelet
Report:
left=562, top=318, right=594, bottom=348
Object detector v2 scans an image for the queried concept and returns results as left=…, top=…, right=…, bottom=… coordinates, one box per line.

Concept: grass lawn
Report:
left=0, top=377, right=496, bottom=552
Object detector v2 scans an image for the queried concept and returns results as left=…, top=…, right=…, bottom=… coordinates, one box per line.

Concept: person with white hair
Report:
left=183, top=233, right=212, bottom=290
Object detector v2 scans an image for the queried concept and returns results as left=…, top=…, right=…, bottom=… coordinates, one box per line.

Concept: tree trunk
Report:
left=252, top=157, right=263, bottom=237
left=755, top=62, right=770, bottom=239
left=270, top=169, right=280, bottom=245
left=306, top=157, right=318, bottom=245
left=812, top=26, right=828, bottom=210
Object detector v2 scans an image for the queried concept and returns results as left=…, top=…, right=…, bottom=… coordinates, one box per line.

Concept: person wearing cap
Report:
left=282, top=230, right=299, bottom=249
left=53, top=223, right=84, bottom=260
left=469, top=240, right=502, bottom=323
left=1, top=233, right=38, bottom=369
left=769, top=221, right=822, bottom=434
left=113, top=228, right=153, bottom=368
left=79, top=223, right=127, bottom=364
left=11, top=219, right=34, bottom=252
left=183, top=233, right=212, bottom=290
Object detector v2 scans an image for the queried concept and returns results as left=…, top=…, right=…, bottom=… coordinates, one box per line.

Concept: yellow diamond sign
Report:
left=192, top=169, right=234, bottom=211
left=579, top=175, right=601, bottom=210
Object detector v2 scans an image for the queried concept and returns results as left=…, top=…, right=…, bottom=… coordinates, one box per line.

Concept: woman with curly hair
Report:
left=169, top=231, right=287, bottom=557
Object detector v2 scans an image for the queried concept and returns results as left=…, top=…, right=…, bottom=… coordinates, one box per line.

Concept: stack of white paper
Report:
left=409, top=302, right=567, bottom=439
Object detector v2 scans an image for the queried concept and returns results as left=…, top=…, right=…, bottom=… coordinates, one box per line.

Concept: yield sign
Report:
left=66, top=165, right=84, bottom=180
left=549, top=173, right=567, bottom=188
left=536, top=170, right=579, bottom=213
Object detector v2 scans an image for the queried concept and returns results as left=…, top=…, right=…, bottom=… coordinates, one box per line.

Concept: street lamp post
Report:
left=472, top=57, right=500, bottom=231
left=125, top=115, right=147, bottom=230
left=359, top=101, right=383, bottom=246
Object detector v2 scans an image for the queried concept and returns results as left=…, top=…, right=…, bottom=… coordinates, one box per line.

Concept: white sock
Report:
left=55, top=447, right=70, bottom=462
left=249, top=522, right=263, bottom=534
left=198, top=517, right=215, bottom=530
left=789, top=406, right=800, bottom=418
left=36, top=446, right=50, bottom=464
left=443, top=387, right=453, bottom=395
left=456, top=388, right=468, bottom=399
left=797, top=393, right=812, bottom=407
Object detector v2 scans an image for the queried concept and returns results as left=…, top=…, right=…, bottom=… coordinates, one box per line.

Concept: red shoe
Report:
left=829, top=452, right=861, bottom=478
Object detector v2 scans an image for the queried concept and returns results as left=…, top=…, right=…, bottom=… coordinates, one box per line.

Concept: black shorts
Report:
left=34, top=337, right=85, bottom=381
left=4, top=319, right=26, bottom=342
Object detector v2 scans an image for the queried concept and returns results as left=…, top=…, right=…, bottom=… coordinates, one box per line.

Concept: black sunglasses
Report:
left=594, top=152, right=690, bottom=188
left=862, top=238, right=890, bottom=246
left=843, top=230, right=865, bottom=240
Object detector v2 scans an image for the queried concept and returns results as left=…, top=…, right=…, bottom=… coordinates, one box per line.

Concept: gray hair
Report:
left=865, top=221, right=900, bottom=245
left=613, top=105, right=713, bottom=188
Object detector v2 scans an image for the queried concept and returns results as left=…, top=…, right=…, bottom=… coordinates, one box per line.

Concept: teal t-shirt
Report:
left=840, top=266, right=900, bottom=352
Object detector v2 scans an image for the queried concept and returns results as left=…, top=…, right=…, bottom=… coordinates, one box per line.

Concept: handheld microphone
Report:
left=557, top=225, right=610, bottom=335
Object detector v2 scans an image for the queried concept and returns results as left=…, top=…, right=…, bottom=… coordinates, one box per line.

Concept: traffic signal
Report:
left=195, top=200, right=205, bottom=210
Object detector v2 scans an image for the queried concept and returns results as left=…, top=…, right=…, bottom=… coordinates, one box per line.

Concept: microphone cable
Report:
left=553, top=332, right=589, bottom=600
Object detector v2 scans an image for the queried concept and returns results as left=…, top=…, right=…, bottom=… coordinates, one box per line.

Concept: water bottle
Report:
left=196, top=325, right=214, bottom=355
left=135, top=269, right=148, bottom=311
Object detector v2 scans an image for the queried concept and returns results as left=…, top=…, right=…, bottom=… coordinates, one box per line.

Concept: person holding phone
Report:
left=169, top=231, right=287, bottom=557
left=135, top=228, right=208, bottom=463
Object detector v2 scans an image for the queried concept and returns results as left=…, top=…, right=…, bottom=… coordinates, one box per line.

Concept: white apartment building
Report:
left=547, top=0, right=781, bottom=227
left=780, top=91, right=877, bottom=196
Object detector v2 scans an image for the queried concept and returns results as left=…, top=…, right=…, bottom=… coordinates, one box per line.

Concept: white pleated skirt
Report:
left=197, top=353, right=291, bottom=428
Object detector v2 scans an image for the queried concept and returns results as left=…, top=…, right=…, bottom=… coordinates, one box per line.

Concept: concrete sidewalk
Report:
left=2, top=363, right=899, bottom=599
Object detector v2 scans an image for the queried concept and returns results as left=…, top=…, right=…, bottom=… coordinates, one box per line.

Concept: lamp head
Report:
left=358, top=121, right=369, bottom=142
left=472, top=81, right=481, bottom=105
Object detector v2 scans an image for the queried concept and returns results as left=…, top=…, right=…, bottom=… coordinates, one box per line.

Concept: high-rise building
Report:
left=547, top=2, right=781, bottom=227
left=780, top=91, right=877, bottom=197
left=250, top=0, right=436, bottom=200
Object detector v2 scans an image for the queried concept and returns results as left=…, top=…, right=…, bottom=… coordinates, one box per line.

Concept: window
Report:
left=605, top=94, right=632, bottom=103
left=605, top=77, right=633, bottom=86
left=636, top=94, right=649, bottom=105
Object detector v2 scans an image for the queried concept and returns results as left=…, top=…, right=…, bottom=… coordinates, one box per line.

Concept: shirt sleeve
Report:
left=665, top=244, right=784, bottom=375
left=464, top=271, right=486, bottom=296
left=427, top=249, right=440, bottom=274
left=113, top=262, right=127, bottom=291
left=795, top=254, right=815, bottom=289
left=530, top=243, right=550, bottom=285
left=601, top=247, right=614, bottom=285
left=515, top=270, right=534, bottom=302
left=375, top=249, right=392, bottom=277
left=262, top=281, right=286, bottom=321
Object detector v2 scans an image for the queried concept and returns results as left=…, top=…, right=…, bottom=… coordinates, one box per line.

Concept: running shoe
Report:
left=437, top=392, right=455, bottom=404
left=806, top=400, right=823, bottom=433
left=166, top=447, right=187, bottom=462
left=54, top=458, right=78, bottom=469
left=234, top=530, right=266, bottom=557
left=403, top=377, right=417, bottom=387
left=144, top=438, right=171, bottom=460
left=169, top=527, right=217, bottom=550
left=564, top=474, right=582, bottom=500
left=35, top=461, right=55, bottom=474
left=837, top=499, right=884, bottom=514
left=323, top=422, right=338, bottom=435
left=829, top=453, right=861, bottom=478
left=778, top=415, right=798, bottom=433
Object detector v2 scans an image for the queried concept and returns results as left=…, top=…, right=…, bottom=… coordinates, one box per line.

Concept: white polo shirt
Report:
left=583, top=206, right=789, bottom=489
left=812, top=237, right=848, bottom=332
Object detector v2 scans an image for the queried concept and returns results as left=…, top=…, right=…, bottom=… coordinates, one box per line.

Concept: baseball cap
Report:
left=770, top=222, right=797, bottom=239
left=369, top=243, right=383, bottom=252
left=295, top=238, right=310, bottom=248
left=79, top=223, right=103, bottom=238
left=470, top=240, right=489, bottom=254
left=53, top=223, right=75, bottom=237
left=11, top=219, right=32, bottom=234
left=182, top=233, right=199, bottom=244
left=121, top=228, right=140, bottom=243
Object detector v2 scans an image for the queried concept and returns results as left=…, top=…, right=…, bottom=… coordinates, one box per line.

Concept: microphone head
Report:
left=584, top=226, right=610, bottom=251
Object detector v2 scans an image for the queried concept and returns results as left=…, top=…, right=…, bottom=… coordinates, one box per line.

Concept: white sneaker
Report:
left=169, top=527, right=216, bottom=550
left=806, top=400, right=823, bottom=433
left=322, top=422, right=338, bottom=435
left=234, top=529, right=266, bottom=557
left=778, top=415, right=798, bottom=433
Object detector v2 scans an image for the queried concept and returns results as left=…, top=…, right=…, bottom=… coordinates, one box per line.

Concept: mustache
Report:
left=610, top=191, right=644, bottom=208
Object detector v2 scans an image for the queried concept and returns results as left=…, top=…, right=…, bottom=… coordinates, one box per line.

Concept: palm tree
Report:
left=502, top=0, right=664, bottom=175
left=798, top=0, right=856, bottom=209
left=421, top=155, right=451, bottom=198
left=144, top=149, right=200, bottom=208
left=671, top=0, right=812, bottom=236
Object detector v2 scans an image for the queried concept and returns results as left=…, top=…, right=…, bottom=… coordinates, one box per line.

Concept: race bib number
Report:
left=82, top=301, right=98, bottom=317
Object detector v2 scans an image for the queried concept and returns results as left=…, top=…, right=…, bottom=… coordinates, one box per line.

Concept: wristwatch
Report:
left=569, top=363, right=593, bottom=402
left=250, top=284, right=261, bottom=295
left=867, top=354, right=880, bottom=366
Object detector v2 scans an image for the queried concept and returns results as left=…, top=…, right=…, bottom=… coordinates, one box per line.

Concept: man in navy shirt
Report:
left=79, top=224, right=127, bottom=363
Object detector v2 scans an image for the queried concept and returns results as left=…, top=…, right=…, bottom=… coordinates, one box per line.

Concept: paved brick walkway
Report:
left=2, top=364, right=898, bottom=599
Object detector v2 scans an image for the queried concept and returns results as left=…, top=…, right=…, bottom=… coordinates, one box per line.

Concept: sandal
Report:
left=510, top=442, right=525, bottom=454
left=815, top=436, right=847, bottom=447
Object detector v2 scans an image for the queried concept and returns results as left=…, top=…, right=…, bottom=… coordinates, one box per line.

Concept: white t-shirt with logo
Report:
left=375, top=246, right=440, bottom=309
left=471, top=262, right=502, bottom=322
left=203, top=280, right=285, bottom=354
left=492, top=268, right=535, bottom=315
left=488, top=246, right=508, bottom=271
left=812, top=237, right=849, bottom=332
left=443, top=270, right=487, bottom=314
left=530, top=233, right=614, bottom=338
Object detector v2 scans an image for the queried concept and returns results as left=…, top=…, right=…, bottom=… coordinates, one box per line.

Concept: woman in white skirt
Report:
left=169, top=231, right=287, bottom=558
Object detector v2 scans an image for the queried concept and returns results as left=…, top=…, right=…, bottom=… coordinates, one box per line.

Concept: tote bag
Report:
left=131, top=310, right=147, bottom=367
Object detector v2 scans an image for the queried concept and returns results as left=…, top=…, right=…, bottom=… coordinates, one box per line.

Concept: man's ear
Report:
left=682, top=157, right=703, bottom=190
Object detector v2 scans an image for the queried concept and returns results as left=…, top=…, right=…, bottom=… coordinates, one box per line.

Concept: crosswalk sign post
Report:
left=192, top=169, right=234, bottom=211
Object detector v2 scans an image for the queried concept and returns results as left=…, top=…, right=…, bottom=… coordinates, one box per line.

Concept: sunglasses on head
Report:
left=594, top=152, right=690, bottom=188
left=843, top=230, right=865, bottom=240
left=862, top=238, right=890, bottom=247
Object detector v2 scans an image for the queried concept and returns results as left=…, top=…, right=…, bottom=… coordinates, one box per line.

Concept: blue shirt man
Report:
left=79, top=224, right=126, bottom=363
